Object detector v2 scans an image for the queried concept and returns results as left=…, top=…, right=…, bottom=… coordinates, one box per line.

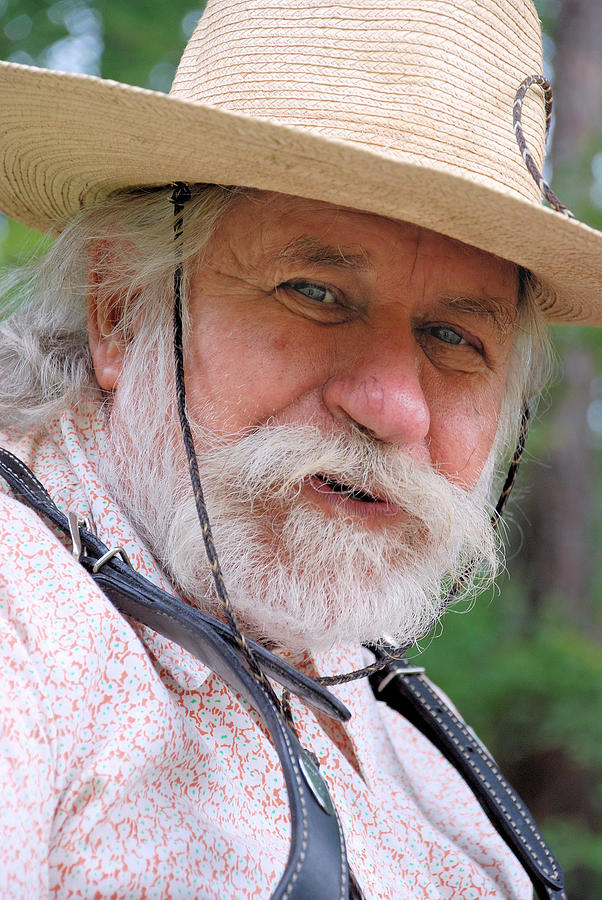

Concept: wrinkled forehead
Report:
left=207, top=189, right=520, bottom=315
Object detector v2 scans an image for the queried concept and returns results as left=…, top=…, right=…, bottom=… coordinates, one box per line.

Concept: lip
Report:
left=306, top=474, right=401, bottom=518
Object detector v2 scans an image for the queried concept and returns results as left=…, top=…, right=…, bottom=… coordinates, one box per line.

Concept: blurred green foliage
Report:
left=0, top=0, right=207, bottom=266
left=419, top=581, right=602, bottom=896
left=0, top=0, right=601, bottom=895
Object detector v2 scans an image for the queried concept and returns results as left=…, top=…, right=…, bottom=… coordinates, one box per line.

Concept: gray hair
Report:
left=0, top=184, right=554, bottom=461
left=0, top=184, right=239, bottom=429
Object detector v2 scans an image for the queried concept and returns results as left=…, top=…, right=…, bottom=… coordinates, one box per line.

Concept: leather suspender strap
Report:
left=369, top=646, right=566, bottom=899
left=0, top=447, right=568, bottom=898
left=0, top=448, right=349, bottom=900
left=0, top=449, right=349, bottom=723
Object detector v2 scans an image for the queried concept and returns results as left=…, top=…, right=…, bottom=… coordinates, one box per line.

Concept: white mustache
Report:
left=192, top=423, right=479, bottom=534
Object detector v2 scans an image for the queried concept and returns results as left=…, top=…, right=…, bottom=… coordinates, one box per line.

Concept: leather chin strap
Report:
left=0, top=446, right=566, bottom=899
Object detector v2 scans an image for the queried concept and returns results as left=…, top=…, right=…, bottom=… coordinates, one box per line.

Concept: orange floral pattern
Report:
left=0, top=405, right=531, bottom=898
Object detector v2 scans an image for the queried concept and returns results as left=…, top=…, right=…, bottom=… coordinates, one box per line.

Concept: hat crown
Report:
left=171, top=0, right=547, bottom=205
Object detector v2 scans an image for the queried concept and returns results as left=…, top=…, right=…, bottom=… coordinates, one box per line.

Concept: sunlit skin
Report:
left=89, top=191, right=518, bottom=524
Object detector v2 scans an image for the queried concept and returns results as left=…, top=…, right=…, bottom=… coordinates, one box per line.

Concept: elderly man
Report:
left=0, top=0, right=599, bottom=898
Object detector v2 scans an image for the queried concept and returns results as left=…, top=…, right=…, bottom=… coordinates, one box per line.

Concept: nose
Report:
left=322, top=337, right=430, bottom=446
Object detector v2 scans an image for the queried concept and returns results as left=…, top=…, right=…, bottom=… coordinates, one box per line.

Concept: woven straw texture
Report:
left=0, top=0, right=600, bottom=324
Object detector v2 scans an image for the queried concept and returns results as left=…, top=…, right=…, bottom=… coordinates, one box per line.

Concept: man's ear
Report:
left=87, top=240, right=129, bottom=391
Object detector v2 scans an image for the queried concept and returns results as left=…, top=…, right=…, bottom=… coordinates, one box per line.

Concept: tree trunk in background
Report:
left=517, top=0, right=601, bottom=629
left=519, top=347, right=595, bottom=625
left=550, top=0, right=602, bottom=168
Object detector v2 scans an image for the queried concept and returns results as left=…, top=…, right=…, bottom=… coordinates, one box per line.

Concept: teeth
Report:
left=316, top=474, right=379, bottom=503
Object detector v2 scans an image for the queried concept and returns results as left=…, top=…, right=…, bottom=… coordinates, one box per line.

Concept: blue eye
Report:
left=290, top=281, right=337, bottom=304
left=430, top=325, right=465, bottom=345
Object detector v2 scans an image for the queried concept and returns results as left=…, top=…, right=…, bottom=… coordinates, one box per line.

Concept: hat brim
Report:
left=1, top=61, right=600, bottom=325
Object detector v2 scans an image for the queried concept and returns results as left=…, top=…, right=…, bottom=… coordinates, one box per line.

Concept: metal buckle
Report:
left=92, top=546, right=132, bottom=573
left=67, top=509, right=128, bottom=572
left=376, top=666, right=425, bottom=693
left=67, top=509, right=96, bottom=560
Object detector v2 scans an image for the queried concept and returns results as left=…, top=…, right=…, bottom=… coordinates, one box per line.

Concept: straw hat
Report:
left=0, top=0, right=600, bottom=325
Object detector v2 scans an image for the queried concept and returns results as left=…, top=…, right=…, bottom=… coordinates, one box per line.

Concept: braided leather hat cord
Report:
left=513, top=75, right=575, bottom=219
left=169, top=183, right=531, bottom=722
left=170, top=183, right=284, bottom=716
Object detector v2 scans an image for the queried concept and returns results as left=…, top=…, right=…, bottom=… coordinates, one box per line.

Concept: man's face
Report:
left=185, top=192, right=517, bottom=496
left=101, top=191, right=519, bottom=652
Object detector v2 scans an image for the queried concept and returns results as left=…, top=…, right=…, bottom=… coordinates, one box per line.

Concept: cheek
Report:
left=183, top=304, right=331, bottom=430
left=426, top=375, right=505, bottom=487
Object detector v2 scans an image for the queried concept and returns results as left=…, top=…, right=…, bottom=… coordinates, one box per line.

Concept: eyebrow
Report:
left=277, top=236, right=373, bottom=272
left=437, top=295, right=516, bottom=335
left=274, top=236, right=516, bottom=333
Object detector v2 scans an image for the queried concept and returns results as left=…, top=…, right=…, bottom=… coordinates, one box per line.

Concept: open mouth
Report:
left=313, top=473, right=380, bottom=503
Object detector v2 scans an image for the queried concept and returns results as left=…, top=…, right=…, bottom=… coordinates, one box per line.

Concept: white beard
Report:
left=100, top=337, right=499, bottom=654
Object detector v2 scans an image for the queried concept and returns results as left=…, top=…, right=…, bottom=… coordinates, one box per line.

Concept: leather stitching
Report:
left=405, top=675, right=560, bottom=884
left=95, top=582, right=328, bottom=900
left=0, top=448, right=55, bottom=503
left=279, top=723, right=309, bottom=899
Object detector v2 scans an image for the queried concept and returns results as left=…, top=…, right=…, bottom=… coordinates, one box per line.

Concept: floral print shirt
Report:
left=0, top=405, right=531, bottom=898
